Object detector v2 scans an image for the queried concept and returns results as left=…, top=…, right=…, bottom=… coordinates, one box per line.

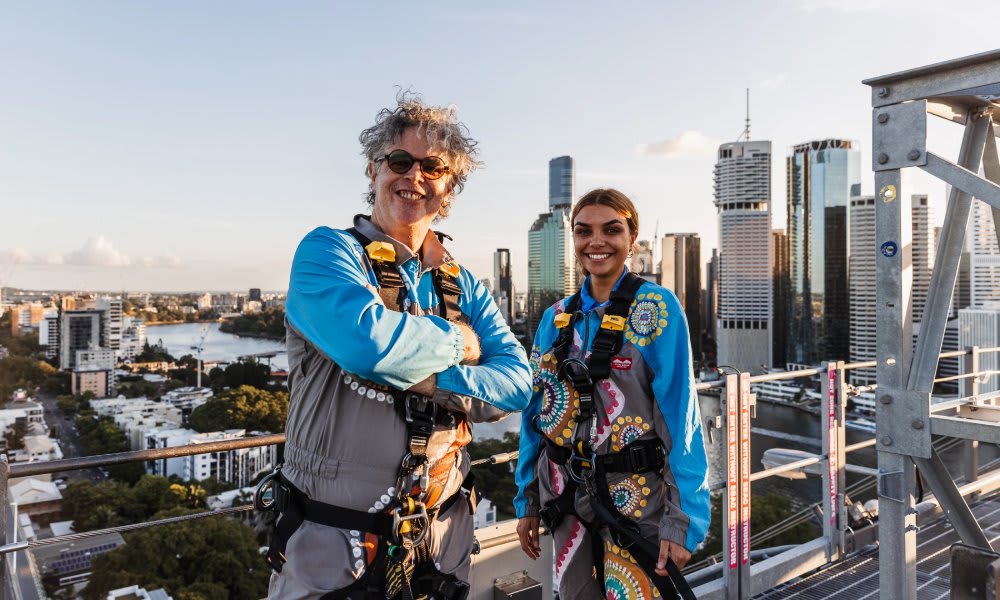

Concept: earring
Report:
left=627, top=250, right=634, bottom=259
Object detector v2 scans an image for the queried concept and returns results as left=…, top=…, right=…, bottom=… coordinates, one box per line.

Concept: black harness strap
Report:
left=588, top=273, right=645, bottom=381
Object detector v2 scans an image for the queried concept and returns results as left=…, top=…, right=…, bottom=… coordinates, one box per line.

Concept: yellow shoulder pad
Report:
left=554, top=312, right=572, bottom=328
left=439, top=261, right=461, bottom=278
left=365, top=241, right=395, bottom=263
left=601, top=314, right=626, bottom=331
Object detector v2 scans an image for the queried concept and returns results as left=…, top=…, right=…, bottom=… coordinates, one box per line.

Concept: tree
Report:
left=466, top=431, right=520, bottom=520
left=82, top=508, right=270, bottom=600
left=189, top=386, right=288, bottom=433
left=222, top=361, right=270, bottom=390
left=4, top=422, right=26, bottom=451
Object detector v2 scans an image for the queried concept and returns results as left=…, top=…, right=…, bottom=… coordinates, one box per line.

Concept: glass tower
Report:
left=786, top=139, right=861, bottom=366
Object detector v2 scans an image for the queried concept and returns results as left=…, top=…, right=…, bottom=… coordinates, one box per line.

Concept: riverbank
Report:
left=218, top=328, right=284, bottom=341
left=143, top=320, right=218, bottom=327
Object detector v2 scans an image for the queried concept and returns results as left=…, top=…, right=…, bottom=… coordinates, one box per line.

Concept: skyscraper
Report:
left=714, top=140, right=772, bottom=373
left=493, top=248, right=513, bottom=325
left=786, top=139, right=861, bottom=366
left=548, top=156, right=574, bottom=210
left=59, top=309, right=105, bottom=370
left=912, top=195, right=936, bottom=328
left=848, top=196, right=877, bottom=384
left=968, top=199, right=1000, bottom=307
left=660, top=233, right=702, bottom=354
left=528, top=157, right=578, bottom=338
left=771, top=229, right=789, bottom=369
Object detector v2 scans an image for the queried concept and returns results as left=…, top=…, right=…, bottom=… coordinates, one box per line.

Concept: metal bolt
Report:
left=881, top=435, right=893, bottom=446
left=886, top=357, right=896, bottom=366
left=907, top=150, right=921, bottom=161
left=911, top=419, right=924, bottom=430
left=879, top=394, right=892, bottom=405
left=877, top=113, right=889, bottom=124
left=878, top=153, right=889, bottom=165
left=878, top=87, right=890, bottom=98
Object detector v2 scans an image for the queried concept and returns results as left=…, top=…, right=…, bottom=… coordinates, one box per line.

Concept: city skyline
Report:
left=2, top=3, right=988, bottom=292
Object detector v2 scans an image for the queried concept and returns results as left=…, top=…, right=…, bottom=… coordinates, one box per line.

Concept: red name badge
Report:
left=611, top=356, right=632, bottom=370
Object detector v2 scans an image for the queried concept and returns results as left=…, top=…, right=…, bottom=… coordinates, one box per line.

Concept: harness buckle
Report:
left=404, top=393, right=437, bottom=423
left=559, top=358, right=593, bottom=392
left=392, top=500, right=430, bottom=546
left=629, top=443, right=659, bottom=474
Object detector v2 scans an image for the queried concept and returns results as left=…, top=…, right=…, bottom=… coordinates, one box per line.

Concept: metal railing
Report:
left=4, top=348, right=1000, bottom=599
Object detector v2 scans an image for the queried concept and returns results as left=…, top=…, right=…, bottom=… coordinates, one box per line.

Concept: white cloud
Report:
left=0, top=248, right=64, bottom=265
left=141, top=254, right=182, bottom=268
left=636, top=131, right=718, bottom=158
left=64, top=237, right=131, bottom=267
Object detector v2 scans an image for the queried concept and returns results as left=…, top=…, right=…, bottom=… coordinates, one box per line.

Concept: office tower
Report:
left=249, top=288, right=262, bottom=302
left=912, top=195, right=936, bottom=328
left=527, top=209, right=575, bottom=338
left=493, top=249, right=513, bottom=325
left=786, top=139, right=861, bottom=366
left=548, top=156, right=574, bottom=210
left=59, top=310, right=105, bottom=370
left=705, top=249, right=719, bottom=344
left=771, top=229, right=789, bottom=369
left=968, top=200, right=1000, bottom=307
left=714, top=140, right=772, bottom=373
left=528, top=157, right=578, bottom=339
left=660, top=234, right=702, bottom=354
left=848, top=196, right=877, bottom=384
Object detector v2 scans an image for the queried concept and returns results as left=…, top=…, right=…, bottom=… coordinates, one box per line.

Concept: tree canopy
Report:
left=81, top=507, right=269, bottom=600
left=189, top=385, right=288, bottom=434
left=466, top=431, right=519, bottom=520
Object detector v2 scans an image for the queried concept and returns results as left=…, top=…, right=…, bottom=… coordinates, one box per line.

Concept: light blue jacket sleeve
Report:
left=514, top=306, right=557, bottom=519
left=435, top=270, right=532, bottom=414
left=639, top=286, right=711, bottom=552
left=285, top=227, right=465, bottom=390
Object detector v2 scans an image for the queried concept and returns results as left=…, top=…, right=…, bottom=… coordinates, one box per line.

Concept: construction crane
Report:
left=190, top=324, right=210, bottom=388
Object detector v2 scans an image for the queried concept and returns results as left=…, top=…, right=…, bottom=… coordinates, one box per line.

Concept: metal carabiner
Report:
left=566, top=451, right=596, bottom=485
left=253, top=469, right=280, bottom=511
left=392, top=500, right=430, bottom=547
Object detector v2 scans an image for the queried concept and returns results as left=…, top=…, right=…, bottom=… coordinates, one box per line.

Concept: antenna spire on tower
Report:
left=745, top=88, right=751, bottom=141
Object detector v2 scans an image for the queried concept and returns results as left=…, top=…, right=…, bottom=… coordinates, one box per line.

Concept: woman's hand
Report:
left=516, top=517, right=541, bottom=560
left=656, top=539, right=691, bottom=573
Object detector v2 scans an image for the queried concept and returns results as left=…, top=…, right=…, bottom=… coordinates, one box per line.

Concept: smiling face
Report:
left=573, top=203, right=637, bottom=282
left=368, top=127, right=454, bottom=237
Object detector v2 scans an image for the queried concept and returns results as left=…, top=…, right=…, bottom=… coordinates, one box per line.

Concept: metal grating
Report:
left=753, top=495, right=1000, bottom=599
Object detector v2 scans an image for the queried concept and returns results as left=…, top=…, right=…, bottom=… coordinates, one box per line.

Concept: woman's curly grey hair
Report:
left=359, top=91, right=482, bottom=218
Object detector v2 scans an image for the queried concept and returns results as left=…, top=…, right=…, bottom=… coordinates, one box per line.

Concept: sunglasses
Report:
left=379, top=149, right=450, bottom=180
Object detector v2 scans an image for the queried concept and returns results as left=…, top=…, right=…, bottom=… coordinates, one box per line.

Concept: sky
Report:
left=0, top=1, right=993, bottom=293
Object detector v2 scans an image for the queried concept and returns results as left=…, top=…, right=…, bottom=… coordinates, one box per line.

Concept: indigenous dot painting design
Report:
left=604, top=540, right=659, bottom=599
left=593, top=379, right=626, bottom=447
left=625, top=292, right=668, bottom=348
left=611, top=416, right=652, bottom=452
left=555, top=519, right=586, bottom=585
left=609, top=475, right=651, bottom=519
left=535, top=352, right=579, bottom=446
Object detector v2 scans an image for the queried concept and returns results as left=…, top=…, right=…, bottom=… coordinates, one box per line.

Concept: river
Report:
left=146, top=322, right=288, bottom=371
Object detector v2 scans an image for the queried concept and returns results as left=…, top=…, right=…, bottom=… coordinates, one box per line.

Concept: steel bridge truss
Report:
left=865, top=49, right=1000, bottom=600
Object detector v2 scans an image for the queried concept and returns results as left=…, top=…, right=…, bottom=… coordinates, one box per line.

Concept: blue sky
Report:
left=1, top=1, right=991, bottom=292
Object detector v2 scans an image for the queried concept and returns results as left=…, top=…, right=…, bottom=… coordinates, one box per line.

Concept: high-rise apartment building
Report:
left=548, top=156, right=574, bottom=210
left=493, top=249, right=513, bottom=325
left=786, top=139, right=861, bottom=366
left=660, top=233, right=702, bottom=354
left=39, top=310, right=60, bottom=359
left=10, top=303, right=47, bottom=336
left=714, top=140, right=772, bottom=373
left=527, top=157, right=578, bottom=338
left=249, top=288, right=262, bottom=302
left=59, top=310, right=105, bottom=370
left=912, top=195, right=936, bottom=328
left=848, top=196, right=877, bottom=384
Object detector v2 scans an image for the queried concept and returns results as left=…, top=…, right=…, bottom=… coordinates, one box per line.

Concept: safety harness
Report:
left=257, top=226, right=475, bottom=600
left=534, top=271, right=697, bottom=600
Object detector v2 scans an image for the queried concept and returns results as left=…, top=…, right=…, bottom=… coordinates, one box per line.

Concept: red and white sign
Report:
left=610, top=356, right=632, bottom=370
left=828, top=365, right=838, bottom=529
left=740, top=372, right=751, bottom=565
left=726, top=374, right=739, bottom=569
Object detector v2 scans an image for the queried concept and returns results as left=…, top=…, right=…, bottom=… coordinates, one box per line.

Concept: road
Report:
left=34, top=392, right=108, bottom=484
